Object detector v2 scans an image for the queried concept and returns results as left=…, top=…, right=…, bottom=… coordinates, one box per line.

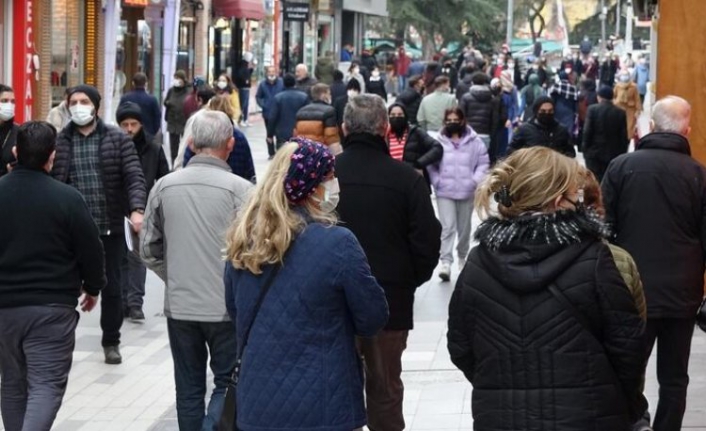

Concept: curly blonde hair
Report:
left=225, top=142, right=336, bottom=274
left=475, top=147, right=581, bottom=219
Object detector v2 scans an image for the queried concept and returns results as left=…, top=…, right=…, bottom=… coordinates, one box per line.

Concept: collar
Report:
left=185, top=154, right=232, bottom=172
left=10, top=165, right=49, bottom=175
left=637, top=132, right=691, bottom=156
left=342, top=132, right=389, bottom=154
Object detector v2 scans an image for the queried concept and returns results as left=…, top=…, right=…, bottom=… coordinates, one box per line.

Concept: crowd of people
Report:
left=0, top=36, right=703, bottom=431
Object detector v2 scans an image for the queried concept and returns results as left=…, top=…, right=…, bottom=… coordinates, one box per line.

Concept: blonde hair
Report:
left=225, top=142, right=336, bottom=274
left=207, top=94, right=236, bottom=119
left=475, top=147, right=581, bottom=218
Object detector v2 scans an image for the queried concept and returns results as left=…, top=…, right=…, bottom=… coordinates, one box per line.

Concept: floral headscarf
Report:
left=284, top=137, right=335, bottom=204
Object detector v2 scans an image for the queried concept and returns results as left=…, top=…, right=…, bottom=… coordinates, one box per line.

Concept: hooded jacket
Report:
left=448, top=211, right=645, bottom=430
left=509, top=96, right=575, bottom=158
left=396, top=88, right=423, bottom=126
left=427, top=126, right=489, bottom=200
left=461, top=85, right=497, bottom=135
left=602, top=132, right=706, bottom=318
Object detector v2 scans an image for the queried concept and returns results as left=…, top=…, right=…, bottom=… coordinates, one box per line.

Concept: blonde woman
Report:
left=215, top=73, right=242, bottom=122
left=224, top=137, right=388, bottom=431
left=447, top=147, right=645, bottom=430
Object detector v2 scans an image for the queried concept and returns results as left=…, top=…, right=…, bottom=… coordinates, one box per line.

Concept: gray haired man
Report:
left=140, top=111, right=253, bottom=430
left=336, top=95, right=441, bottom=431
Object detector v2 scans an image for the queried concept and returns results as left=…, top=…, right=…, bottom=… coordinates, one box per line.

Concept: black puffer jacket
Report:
left=53, top=119, right=147, bottom=233
left=403, top=126, right=443, bottom=170
left=133, top=130, right=170, bottom=191
left=603, top=133, right=706, bottom=318
left=0, top=121, right=17, bottom=177
left=460, top=85, right=497, bottom=135
left=509, top=118, right=575, bottom=158
left=448, top=211, right=645, bottom=430
left=396, top=88, right=423, bottom=126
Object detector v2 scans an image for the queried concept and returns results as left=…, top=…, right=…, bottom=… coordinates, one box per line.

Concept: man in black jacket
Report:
left=582, top=86, right=628, bottom=182
left=395, top=75, right=424, bottom=126
left=509, top=96, right=575, bottom=158
left=336, top=94, right=441, bottom=431
left=602, top=96, right=706, bottom=431
left=116, top=102, right=169, bottom=322
left=0, top=121, right=105, bottom=430
left=52, top=85, right=147, bottom=365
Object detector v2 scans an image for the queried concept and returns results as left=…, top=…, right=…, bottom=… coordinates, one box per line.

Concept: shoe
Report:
left=129, top=307, right=145, bottom=322
left=104, top=346, right=122, bottom=365
left=439, top=263, right=451, bottom=282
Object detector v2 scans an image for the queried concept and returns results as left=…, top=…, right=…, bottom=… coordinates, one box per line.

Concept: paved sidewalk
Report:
left=3, top=117, right=705, bottom=431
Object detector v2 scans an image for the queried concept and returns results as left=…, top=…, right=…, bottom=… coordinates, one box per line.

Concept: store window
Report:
left=50, top=0, right=83, bottom=107
left=116, top=5, right=152, bottom=97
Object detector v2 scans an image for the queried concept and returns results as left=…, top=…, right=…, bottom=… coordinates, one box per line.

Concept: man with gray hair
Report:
left=336, top=94, right=441, bottom=431
left=140, top=110, right=253, bottom=430
left=602, top=95, right=706, bottom=431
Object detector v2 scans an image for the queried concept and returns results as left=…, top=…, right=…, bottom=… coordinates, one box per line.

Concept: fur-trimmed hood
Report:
left=473, top=210, right=611, bottom=293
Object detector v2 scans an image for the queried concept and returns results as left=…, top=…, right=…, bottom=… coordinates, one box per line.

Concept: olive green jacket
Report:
left=608, top=243, right=647, bottom=321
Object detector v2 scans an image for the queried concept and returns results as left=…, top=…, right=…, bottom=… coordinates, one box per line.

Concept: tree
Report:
left=516, top=0, right=548, bottom=43
left=387, top=0, right=505, bottom=58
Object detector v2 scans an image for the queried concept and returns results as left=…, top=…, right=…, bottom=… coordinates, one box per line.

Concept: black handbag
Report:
left=696, top=297, right=706, bottom=333
left=218, top=263, right=283, bottom=431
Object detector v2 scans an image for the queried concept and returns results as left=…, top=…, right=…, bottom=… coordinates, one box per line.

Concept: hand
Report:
left=80, top=290, right=98, bottom=312
left=505, top=120, right=512, bottom=128
left=130, top=211, right=144, bottom=233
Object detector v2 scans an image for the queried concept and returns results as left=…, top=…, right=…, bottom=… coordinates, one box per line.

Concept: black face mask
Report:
left=446, top=123, right=464, bottom=135
left=536, top=112, right=554, bottom=126
left=389, top=117, right=408, bottom=134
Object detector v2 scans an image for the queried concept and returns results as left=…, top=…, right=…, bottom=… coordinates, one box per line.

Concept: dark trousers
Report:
left=644, top=317, right=695, bottom=431
left=121, top=251, right=146, bottom=310
left=263, top=118, right=276, bottom=156
left=585, top=157, right=610, bottom=183
left=170, top=133, right=181, bottom=165
left=101, top=235, right=126, bottom=347
left=0, top=306, right=78, bottom=431
left=358, top=330, right=409, bottom=431
left=239, top=88, right=250, bottom=122
left=167, top=319, right=238, bottom=431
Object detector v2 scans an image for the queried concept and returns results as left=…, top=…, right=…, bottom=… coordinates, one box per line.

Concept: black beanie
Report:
left=69, top=85, right=102, bottom=111
left=116, top=102, right=143, bottom=124
left=598, top=85, right=614, bottom=100
left=532, top=95, right=555, bottom=115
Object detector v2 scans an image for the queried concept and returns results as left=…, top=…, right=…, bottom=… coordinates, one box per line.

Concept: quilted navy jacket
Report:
left=448, top=211, right=645, bottom=430
left=225, top=223, right=389, bottom=431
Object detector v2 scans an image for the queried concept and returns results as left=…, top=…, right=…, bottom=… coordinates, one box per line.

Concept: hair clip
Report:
left=494, top=185, right=513, bottom=207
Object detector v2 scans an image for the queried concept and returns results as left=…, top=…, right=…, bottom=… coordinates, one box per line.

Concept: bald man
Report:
left=602, top=96, right=706, bottom=431
left=295, top=64, right=318, bottom=99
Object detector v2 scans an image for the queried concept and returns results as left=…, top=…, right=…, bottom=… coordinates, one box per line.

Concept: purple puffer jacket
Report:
left=427, top=126, right=490, bottom=200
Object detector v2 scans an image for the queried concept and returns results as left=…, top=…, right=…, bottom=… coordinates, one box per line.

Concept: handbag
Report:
left=696, top=297, right=706, bottom=333
left=218, top=263, right=283, bottom=431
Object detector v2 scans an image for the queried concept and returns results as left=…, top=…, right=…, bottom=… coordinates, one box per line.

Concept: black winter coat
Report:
left=337, top=133, right=441, bottom=330
left=582, top=101, right=628, bottom=162
left=396, top=89, right=423, bottom=126
left=461, top=85, right=498, bottom=136
left=402, top=126, right=443, bottom=170
left=0, top=121, right=17, bottom=177
left=509, top=118, right=575, bottom=158
left=448, top=212, right=645, bottom=430
left=133, top=130, right=170, bottom=191
left=52, top=120, right=147, bottom=234
left=367, top=79, right=387, bottom=101
left=455, top=75, right=473, bottom=102
left=602, top=133, right=706, bottom=318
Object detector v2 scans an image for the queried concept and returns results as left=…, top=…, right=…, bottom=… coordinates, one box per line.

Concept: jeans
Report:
left=437, top=197, right=473, bottom=265
left=121, top=251, right=146, bottom=310
left=167, top=319, right=238, bottom=431
left=239, top=88, right=250, bottom=123
left=644, top=318, right=695, bottom=431
left=397, top=75, right=407, bottom=94
left=101, top=235, right=126, bottom=347
left=358, top=330, right=409, bottom=431
left=0, top=306, right=78, bottom=431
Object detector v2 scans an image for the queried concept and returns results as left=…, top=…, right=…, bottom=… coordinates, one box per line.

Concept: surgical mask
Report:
left=0, top=102, right=15, bottom=121
left=173, top=79, right=184, bottom=88
left=267, top=75, right=277, bottom=81
left=371, top=71, right=380, bottom=78
left=313, top=178, right=340, bottom=213
left=564, top=68, right=572, bottom=75
left=507, top=63, right=515, bottom=69
left=619, top=74, right=630, bottom=83
left=70, top=105, right=95, bottom=126
left=217, top=81, right=228, bottom=90
left=347, top=90, right=358, bottom=98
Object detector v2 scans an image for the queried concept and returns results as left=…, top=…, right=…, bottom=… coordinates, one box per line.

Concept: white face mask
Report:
left=564, top=68, right=572, bottom=75
left=70, top=104, right=95, bottom=126
left=314, top=178, right=340, bottom=213
left=347, top=90, right=358, bottom=98
left=217, top=81, right=228, bottom=90
left=507, top=63, right=515, bottom=69
left=173, top=79, right=184, bottom=88
left=267, top=75, right=277, bottom=81
left=371, top=71, right=380, bottom=78
left=0, top=102, right=15, bottom=121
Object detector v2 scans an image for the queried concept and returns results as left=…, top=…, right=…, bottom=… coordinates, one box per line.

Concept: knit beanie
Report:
left=69, top=85, right=101, bottom=111
left=532, top=95, right=555, bottom=115
left=284, top=137, right=335, bottom=204
left=116, top=102, right=143, bottom=124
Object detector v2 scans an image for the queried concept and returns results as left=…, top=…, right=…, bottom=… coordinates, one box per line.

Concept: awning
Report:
left=212, top=0, right=266, bottom=20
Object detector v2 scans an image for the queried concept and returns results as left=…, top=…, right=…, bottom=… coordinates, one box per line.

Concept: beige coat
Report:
left=613, top=82, right=642, bottom=139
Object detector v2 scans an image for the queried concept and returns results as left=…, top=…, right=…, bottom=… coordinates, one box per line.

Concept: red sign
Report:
left=12, top=0, right=34, bottom=122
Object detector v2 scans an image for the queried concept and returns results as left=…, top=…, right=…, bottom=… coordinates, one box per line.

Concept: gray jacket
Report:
left=140, top=155, right=253, bottom=322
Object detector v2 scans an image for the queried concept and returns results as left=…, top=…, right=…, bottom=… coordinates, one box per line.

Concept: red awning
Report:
left=212, top=0, right=266, bottom=20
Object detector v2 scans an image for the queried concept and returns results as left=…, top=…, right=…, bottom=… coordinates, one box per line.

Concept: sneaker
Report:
left=104, top=346, right=122, bottom=365
left=129, top=307, right=145, bottom=322
left=439, top=263, right=451, bottom=282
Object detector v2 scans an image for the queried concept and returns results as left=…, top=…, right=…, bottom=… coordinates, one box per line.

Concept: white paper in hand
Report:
left=124, top=217, right=139, bottom=253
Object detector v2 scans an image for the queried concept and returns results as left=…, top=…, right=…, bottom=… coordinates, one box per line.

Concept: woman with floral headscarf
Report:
left=224, top=137, right=389, bottom=431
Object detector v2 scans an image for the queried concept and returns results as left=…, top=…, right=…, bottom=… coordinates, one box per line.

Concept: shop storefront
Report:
left=49, top=0, right=85, bottom=108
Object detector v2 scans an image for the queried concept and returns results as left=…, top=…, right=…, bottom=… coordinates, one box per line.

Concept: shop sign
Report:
left=12, top=0, right=34, bottom=122
left=123, top=0, right=149, bottom=6
left=283, top=2, right=310, bottom=21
